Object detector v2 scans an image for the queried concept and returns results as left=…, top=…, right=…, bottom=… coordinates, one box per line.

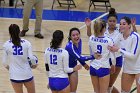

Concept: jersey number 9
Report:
left=97, top=45, right=102, bottom=54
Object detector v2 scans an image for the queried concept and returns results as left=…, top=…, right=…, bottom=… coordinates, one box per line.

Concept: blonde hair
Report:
left=94, top=19, right=106, bottom=37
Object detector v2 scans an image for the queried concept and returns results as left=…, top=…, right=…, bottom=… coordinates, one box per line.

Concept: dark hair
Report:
left=107, top=8, right=118, bottom=20
left=94, top=19, right=106, bottom=37
left=68, top=27, right=80, bottom=41
left=50, top=30, right=64, bottom=49
left=121, top=16, right=131, bottom=25
left=9, top=24, right=21, bottom=46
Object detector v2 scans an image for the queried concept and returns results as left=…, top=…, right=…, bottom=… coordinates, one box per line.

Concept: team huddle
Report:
left=2, top=8, right=140, bottom=93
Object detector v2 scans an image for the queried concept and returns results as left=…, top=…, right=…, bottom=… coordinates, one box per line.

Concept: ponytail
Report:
left=9, top=24, right=21, bottom=46
left=50, top=30, right=64, bottom=49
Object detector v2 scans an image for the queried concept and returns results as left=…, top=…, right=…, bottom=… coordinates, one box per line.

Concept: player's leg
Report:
left=91, top=75, right=99, bottom=93
left=68, top=71, right=78, bottom=92
left=109, top=66, right=121, bottom=93
left=99, top=74, right=110, bottom=93
left=98, top=68, right=110, bottom=93
left=135, top=73, right=140, bottom=93
left=109, top=55, right=122, bottom=93
left=90, top=66, right=99, bottom=93
left=24, top=77, right=35, bottom=93
left=51, top=90, right=58, bottom=93
left=121, top=73, right=135, bottom=92
left=11, top=81, right=23, bottom=93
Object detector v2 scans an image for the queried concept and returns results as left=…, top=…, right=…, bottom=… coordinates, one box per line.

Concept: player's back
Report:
left=3, top=39, right=33, bottom=80
left=4, top=39, right=31, bottom=64
left=45, top=47, right=69, bottom=78
left=89, top=35, right=114, bottom=69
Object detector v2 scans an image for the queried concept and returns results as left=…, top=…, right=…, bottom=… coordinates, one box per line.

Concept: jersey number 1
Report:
left=50, top=54, right=57, bottom=65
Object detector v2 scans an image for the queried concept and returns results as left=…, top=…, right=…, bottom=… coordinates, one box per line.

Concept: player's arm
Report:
left=109, top=52, right=116, bottom=66
left=44, top=50, right=49, bottom=76
left=27, top=41, right=34, bottom=62
left=109, top=40, right=116, bottom=74
left=44, top=50, right=50, bottom=89
left=110, top=36, right=139, bottom=60
left=120, top=35, right=139, bottom=59
left=85, top=18, right=92, bottom=37
left=67, top=45, right=94, bottom=66
left=109, top=40, right=116, bottom=66
left=2, top=44, right=9, bottom=70
left=131, top=18, right=137, bottom=32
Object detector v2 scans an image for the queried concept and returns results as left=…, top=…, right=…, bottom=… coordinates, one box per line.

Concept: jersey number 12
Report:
left=50, top=54, right=57, bottom=65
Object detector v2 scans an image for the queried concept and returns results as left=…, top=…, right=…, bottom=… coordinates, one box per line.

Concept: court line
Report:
left=79, top=12, right=109, bottom=30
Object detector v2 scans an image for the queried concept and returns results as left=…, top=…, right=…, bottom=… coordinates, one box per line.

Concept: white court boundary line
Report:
left=0, top=12, right=109, bottom=24
left=0, top=17, right=84, bottom=24
left=79, top=12, right=109, bottom=30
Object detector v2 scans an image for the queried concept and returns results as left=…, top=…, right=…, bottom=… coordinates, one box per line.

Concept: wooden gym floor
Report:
left=0, top=0, right=140, bottom=93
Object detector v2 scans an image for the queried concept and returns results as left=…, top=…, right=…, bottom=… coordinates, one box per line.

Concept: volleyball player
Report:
left=44, top=30, right=82, bottom=93
left=2, top=24, right=36, bottom=93
left=109, top=16, right=140, bottom=93
left=65, top=27, right=101, bottom=93
left=88, top=19, right=115, bottom=93
left=105, top=8, right=123, bottom=93
left=85, top=8, right=137, bottom=93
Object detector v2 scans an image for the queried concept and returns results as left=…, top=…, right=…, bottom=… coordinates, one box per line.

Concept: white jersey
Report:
left=118, top=31, right=140, bottom=74
left=2, top=39, right=34, bottom=80
left=89, top=35, right=115, bottom=69
left=105, top=27, right=122, bottom=57
left=44, top=47, right=73, bottom=78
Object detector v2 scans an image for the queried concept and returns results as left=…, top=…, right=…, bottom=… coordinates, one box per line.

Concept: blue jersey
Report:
left=65, top=39, right=94, bottom=68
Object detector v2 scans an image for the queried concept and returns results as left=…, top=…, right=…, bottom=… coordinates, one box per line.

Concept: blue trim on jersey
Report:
left=49, top=77, right=69, bottom=91
left=10, top=77, right=33, bottom=83
left=65, top=39, right=85, bottom=67
left=131, top=32, right=139, bottom=54
left=65, top=39, right=95, bottom=68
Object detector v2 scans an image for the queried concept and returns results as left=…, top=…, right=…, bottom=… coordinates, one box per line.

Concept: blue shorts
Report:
left=49, top=77, right=69, bottom=91
left=68, top=71, right=75, bottom=76
left=90, top=66, right=110, bottom=77
left=109, top=56, right=123, bottom=67
left=10, top=77, right=33, bottom=83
